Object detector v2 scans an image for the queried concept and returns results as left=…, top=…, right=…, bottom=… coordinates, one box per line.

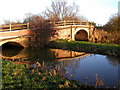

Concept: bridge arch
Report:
left=75, top=29, right=89, bottom=41
left=0, top=37, right=30, bottom=47
left=2, top=41, right=24, bottom=48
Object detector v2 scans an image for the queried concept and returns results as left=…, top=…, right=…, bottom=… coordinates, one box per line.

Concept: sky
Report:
left=0, top=0, right=119, bottom=25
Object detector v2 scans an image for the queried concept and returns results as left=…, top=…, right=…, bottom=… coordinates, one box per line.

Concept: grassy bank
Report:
left=48, top=39, right=120, bottom=56
left=2, top=59, right=93, bottom=89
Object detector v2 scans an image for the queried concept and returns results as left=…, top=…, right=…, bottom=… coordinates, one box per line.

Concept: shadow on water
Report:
left=106, top=56, right=120, bottom=65
left=1, top=46, right=120, bottom=88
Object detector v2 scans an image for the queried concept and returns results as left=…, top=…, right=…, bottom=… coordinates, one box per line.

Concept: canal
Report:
left=1, top=46, right=120, bottom=88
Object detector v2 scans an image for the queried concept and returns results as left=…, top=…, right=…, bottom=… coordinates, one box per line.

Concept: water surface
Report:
left=1, top=47, right=120, bottom=88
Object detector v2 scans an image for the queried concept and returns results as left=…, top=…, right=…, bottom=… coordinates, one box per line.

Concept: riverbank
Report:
left=2, top=59, right=93, bottom=89
left=48, top=39, right=120, bottom=56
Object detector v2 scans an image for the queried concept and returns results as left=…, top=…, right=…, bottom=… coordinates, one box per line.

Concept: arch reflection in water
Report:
left=2, top=47, right=30, bottom=61
left=2, top=47, right=88, bottom=63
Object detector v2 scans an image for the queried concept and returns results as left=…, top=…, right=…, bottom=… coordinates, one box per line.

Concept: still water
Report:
left=1, top=47, right=120, bottom=88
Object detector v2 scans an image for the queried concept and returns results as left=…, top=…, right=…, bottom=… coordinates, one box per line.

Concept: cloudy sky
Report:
left=0, top=0, right=119, bottom=25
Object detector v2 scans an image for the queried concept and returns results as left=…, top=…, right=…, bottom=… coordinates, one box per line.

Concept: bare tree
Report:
left=23, top=13, right=56, bottom=48
left=103, top=13, right=120, bottom=44
left=43, top=0, right=80, bottom=21
left=104, top=13, right=120, bottom=32
left=24, top=13, right=47, bottom=29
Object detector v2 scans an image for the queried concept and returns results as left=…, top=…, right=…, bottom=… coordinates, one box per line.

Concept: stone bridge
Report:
left=51, top=22, right=94, bottom=41
left=0, top=21, right=95, bottom=47
left=0, top=23, right=30, bottom=47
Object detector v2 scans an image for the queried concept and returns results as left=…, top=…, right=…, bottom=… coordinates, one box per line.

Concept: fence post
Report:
left=64, top=20, right=66, bottom=26
left=80, top=22, right=81, bottom=25
left=89, top=22, right=91, bottom=29
left=27, top=23, right=29, bottom=30
left=10, top=24, right=11, bottom=31
left=54, top=21, right=55, bottom=26
left=73, top=20, right=74, bottom=25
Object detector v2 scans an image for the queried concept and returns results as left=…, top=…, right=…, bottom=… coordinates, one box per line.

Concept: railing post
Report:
left=80, top=22, right=81, bottom=25
left=63, top=20, right=65, bottom=26
left=27, top=23, right=29, bottom=30
left=89, top=22, right=91, bottom=29
left=73, top=20, right=74, bottom=25
left=54, top=21, right=55, bottom=26
left=10, top=24, right=11, bottom=31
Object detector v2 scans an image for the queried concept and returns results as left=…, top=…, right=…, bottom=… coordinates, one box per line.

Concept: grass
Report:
left=2, top=59, right=93, bottom=89
left=48, top=39, right=120, bottom=56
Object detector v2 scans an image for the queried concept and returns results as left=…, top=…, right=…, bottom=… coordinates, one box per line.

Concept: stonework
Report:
left=0, top=36, right=30, bottom=47
left=50, top=25, right=94, bottom=41
left=1, top=24, right=107, bottom=47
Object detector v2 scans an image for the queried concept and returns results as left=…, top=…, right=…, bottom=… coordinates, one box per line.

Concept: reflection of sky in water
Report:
left=58, top=54, right=119, bottom=88
left=2, top=47, right=120, bottom=88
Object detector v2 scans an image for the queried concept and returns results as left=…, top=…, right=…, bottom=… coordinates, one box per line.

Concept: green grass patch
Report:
left=48, top=39, right=120, bottom=56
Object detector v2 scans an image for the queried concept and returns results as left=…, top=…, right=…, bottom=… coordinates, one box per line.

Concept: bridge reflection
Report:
left=1, top=47, right=89, bottom=64
left=52, top=49, right=89, bottom=61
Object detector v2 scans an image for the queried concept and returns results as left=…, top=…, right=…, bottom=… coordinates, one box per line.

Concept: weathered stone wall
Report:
left=0, top=29, right=29, bottom=38
left=50, top=26, right=72, bottom=41
left=50, top=25, right=94, bottom=41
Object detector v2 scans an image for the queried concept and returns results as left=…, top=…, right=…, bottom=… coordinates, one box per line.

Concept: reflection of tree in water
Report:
left=56, top=58, right=81, bottom=75
left=55, top=55, right=90, bottom=76
left=106, top=56, right=120, bottom=66
left=107, top=56, right=120, bottom=82
left=28, top=48, right=56, bottom=63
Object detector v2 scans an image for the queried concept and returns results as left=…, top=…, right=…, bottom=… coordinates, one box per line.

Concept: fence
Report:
left=0, top=23, right=29, bottom=32
left=50, top=20, right=94, bottom=26
left=0, top=21, right=94, bottom=32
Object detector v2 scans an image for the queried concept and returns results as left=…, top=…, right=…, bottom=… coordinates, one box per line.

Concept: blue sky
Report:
left=0, top=0, right=119, bottom=25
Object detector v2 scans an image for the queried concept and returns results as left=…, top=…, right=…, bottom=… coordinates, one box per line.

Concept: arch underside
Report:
left=75, top=30, right=88, bottom=41
left=2, top=42, right=24, bottom=48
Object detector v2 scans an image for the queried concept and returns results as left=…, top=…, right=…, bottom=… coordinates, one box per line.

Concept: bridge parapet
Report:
left=50, top=20, right=95, bottom=27
left=0, top=23, right=29, bottom=32
left=0, top=21, right=95, bottom=47
left=0, top=21, right=94, bottom=31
